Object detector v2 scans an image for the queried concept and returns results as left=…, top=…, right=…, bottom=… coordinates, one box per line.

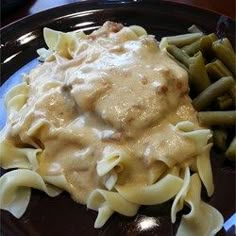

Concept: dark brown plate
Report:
left=0, top=1, right=235, bottom=235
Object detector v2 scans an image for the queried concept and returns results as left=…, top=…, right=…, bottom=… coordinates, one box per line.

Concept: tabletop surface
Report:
left=1, top=0, right=235, bottom=27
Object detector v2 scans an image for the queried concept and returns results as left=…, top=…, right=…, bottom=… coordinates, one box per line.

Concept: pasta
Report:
left=171, top=167, right=190, bottom=223
left=0, top=169, right=62, bottom=218
left=0, top=140, right=41, bottom=170
left=87, top=189, right=139, bottom=228
left=0, top=21, right=224, bottom=235
left=4, top=82, right=29, bottom=121
left=176, top=174, right=224, bottom=236
left=96, top=146, right=127, bottom=177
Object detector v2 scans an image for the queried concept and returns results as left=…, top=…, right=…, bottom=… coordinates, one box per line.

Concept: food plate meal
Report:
left=0, top=1, right=235, bottom=236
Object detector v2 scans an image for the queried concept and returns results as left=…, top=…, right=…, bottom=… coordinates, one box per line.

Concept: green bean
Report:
left=161, top=33, right=203, bottom=48
left=182, top=40, right=200, bottom=56
left=212, top=40, right=236, bottom=77
left=166, top=45, right=190, bottom=68
left=189, top=52, right=211, bottom=93
left=229, top=85, right=236, bottom=100
left=200, top=33, right=218, bottom=57
left=221, top=38, right=235, bottom=53
left=217, top=95, right=233, bottom=110
left=225, top=136, right=236, bottom=161
left=198, top=111, right=236, bottom=126
left=213, top=129, right=228, bottom=151
left=188, top=25, right=203, bottom=34
left=192, top=76, right=235, bottom=111
left=206, top=59, right=233, bottom=80
left=168, top=55, right=189, bottom=72
left=182, top=33, right=217, bottom=56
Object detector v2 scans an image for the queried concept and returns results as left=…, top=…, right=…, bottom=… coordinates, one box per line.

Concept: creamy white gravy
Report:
left=5, top=22, right=200, bottom=204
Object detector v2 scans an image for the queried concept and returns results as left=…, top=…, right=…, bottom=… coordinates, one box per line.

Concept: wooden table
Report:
left=1, top=0, right=235, bottom=27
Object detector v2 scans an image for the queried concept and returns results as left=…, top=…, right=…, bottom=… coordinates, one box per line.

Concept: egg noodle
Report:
left=0, top=22, right=223, bottom=235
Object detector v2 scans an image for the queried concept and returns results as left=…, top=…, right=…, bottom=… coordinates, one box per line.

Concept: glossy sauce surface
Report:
left=3, top=22, right=199, bottom=205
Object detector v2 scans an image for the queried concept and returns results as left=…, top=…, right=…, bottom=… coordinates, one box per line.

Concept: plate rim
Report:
left=1, top=0, right=235, bottom=32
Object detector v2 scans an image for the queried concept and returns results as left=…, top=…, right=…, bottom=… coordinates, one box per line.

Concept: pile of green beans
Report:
left=161, top=27, right=236, bottom=161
